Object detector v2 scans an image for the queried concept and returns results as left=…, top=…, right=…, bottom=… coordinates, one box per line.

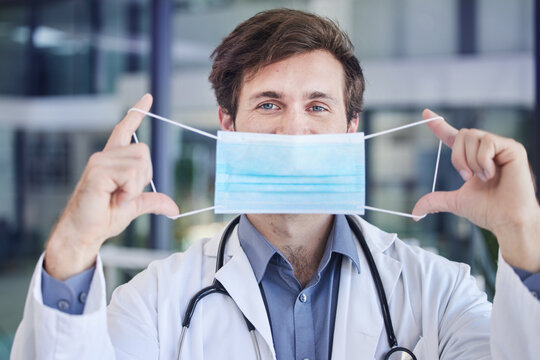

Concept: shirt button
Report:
left=299, top=293, right=307, bottom=303
left=531, top=291, right=539, bottom=299
left=57, top=299, right=70, bottom=311
left=79, top=292, right=87, bottom=304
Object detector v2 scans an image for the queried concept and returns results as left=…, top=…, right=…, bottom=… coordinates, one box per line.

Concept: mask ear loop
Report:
left=128, top=108, right=219, bottom=219
left=363, top=116, right=444, bottom=220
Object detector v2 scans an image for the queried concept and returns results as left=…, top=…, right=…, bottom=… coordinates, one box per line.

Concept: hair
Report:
left=209, top=8, right=365, bottom=123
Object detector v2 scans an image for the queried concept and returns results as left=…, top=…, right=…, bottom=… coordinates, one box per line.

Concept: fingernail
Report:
left=414, top=214, right=427, bottom=222
left=477, top=171, right=487, bottom=182
left=459, top=170, right=471, bottom=181
left=482, top=169, right=491, bottom=181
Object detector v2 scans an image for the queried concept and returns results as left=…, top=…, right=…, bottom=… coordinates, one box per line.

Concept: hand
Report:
left=413, top=109, right=540, bottom=272
left=45, top=94, right=179, bottom=280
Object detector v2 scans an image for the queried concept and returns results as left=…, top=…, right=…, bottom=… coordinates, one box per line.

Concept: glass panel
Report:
left=354, top=0, right=457, bottom=59
left=478, top=0, right=533, bottom=53
left=0, top=6, right=28, bottom=95
left=401, top=0, right=457, bottom=57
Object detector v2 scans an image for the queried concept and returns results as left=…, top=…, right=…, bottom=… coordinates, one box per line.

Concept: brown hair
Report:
left=209, top=8, right=365, bottom=123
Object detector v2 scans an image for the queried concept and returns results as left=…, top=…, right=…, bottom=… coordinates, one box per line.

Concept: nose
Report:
left=276, top=108, right=310, bottom=135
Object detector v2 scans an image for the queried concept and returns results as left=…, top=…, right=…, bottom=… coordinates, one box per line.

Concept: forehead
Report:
left=239, top=50, right=345, bottom=101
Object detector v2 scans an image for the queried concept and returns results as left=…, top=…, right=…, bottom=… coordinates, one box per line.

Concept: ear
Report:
left=219, top=106, right=235, bottom=131
left=347, top=114, right=359, bottom=133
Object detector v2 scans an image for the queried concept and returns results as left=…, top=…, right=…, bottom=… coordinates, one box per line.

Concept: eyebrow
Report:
left=306, top=91, right=338, bottom=104
left=248, top=90, right=338, bottom=104
left=248, top=91, right=283, bottom=103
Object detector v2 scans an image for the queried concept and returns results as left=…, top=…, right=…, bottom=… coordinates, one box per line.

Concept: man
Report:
left=11, top=9, right=540, bottom=360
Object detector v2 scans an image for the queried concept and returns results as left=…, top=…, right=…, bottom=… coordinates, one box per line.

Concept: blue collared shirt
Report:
left=238, top=214, right=360, bottom=360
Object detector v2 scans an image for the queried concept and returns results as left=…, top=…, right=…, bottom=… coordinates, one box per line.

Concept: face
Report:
left=219, top=50, right=358, bottom=135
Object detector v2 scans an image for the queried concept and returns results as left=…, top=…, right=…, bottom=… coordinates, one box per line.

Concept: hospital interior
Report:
left=0, top=0, right=538, bottom=357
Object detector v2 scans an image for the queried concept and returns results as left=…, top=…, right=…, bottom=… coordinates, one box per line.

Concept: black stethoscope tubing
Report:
left=178, top=215, right=416, bottom=360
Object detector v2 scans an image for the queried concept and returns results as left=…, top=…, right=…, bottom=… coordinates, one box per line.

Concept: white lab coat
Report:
left=10, top=215, right=540, bottom=359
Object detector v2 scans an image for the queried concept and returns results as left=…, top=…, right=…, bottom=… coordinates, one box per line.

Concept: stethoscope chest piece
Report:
left=385, top=346, right=417, bottom=360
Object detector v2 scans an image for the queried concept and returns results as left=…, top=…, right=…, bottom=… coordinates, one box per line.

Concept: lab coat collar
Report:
left=354, top=215, right=398, bottom=254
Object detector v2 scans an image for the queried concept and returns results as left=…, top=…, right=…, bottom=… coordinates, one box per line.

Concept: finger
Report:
left=128, top=192, right=180, bottom=218
left=100, top=142, right=152, bottom=163
left=105, top=93, right=153, bottom=150
left=464, top=131, right=484, bottom=180
left=87, top=142, right=152, bottom=183
left=451, top=129, right=472, bottom=181
left=423, top=109, right=458, bottom=148
left=412, top=190, right=459, bottom=220
left=476, top=133, right=498, bottom=180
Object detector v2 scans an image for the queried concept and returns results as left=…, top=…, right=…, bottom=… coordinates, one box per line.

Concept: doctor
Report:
left=11, top=8, right=540, bottom=360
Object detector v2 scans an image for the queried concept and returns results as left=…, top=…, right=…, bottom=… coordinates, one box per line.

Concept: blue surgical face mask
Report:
left=128, top=108, right=443, bottom=220
left=214, top=131, right=365, bottom=214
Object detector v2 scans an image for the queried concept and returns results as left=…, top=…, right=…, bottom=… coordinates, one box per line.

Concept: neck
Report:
left=246, top=214, right=334, bottom=288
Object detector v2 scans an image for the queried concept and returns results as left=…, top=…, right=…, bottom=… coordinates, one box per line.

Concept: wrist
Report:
left=495, top=207, right=540, bottom=273
left=44, top=220, right=101, bottom=280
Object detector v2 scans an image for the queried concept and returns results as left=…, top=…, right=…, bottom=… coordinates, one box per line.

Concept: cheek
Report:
left=235, top=112, right=275, bottom=133
left=326, top=123, right=349, bottom=134
left=319, top=114, right=349, bottom=133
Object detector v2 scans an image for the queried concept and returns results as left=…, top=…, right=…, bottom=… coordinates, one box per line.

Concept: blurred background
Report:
left=0, top=0, right=538, bottom=356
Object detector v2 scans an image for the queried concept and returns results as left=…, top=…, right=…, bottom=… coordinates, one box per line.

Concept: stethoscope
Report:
left=177, top=215, right=417, bottom=360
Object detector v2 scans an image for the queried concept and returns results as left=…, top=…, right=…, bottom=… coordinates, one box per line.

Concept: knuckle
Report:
left=457, top=128, right=469, bottom=138
left=84, top=153, right=106, bottom=181
left=132, top=157, right=151, bottom=184
left=477, top=151, right=490, bottom=165
left=136, top=142, right=150, bottom=154
left=514, top=140, right=527, bottom=155
left=132, top=142, right=151, bottom=160
left=126, top=166, right=138, bottom=180
left=481, top=132, right=493, bottom=141
left=146, top=162, right=153, bottom=182
left=87, top=152, right=103, bottom=167
left=135, top=156, right=149, bottom=173
left=451, top=151, right=462, bottom=168
left=468, top=128, right=482, bottom=138
left=480, top=132, right=495, bottom=146
left=136, top=144, right=153, bottom=177
left=112, top=122, right=125, bottom=137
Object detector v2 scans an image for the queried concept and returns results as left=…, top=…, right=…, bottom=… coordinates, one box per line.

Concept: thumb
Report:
left=412, top=190, right=459, bottom=221
left=130, top=192, right=180, bottom=218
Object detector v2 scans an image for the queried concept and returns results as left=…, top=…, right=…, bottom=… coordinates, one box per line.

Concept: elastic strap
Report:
left=363, top=116, right=444, bottom=219
left=129, top=108, right=218, bottom=140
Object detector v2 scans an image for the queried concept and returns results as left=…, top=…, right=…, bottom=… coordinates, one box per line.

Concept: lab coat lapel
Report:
left=213, top=229, right=275, bottom=358
left=331, top=216, right=402, bottom=360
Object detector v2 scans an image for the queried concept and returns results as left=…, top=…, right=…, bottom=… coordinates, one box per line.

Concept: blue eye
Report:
left=259, top=103, right=277, bottom=110
left=310, top=105, right=326, bottom=112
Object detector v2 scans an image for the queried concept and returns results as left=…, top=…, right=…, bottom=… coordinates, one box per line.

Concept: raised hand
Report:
left=413, top=109, right=540, bottom=272
left=44, top=94, right=179, bottom=280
